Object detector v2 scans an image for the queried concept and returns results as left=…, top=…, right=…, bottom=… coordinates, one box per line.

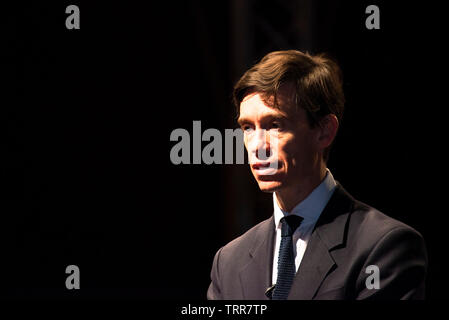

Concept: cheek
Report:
left=278, top=134, right=314, bottom=166
left=273, top=140, right=296, bottom=167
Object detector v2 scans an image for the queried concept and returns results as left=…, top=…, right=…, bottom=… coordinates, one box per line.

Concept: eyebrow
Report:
left=237, top=117, right=250, bottom=126
left=237, top=114, right=288, bottom=126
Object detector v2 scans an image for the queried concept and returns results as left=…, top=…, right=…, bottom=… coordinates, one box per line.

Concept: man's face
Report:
left=238, top=86, right=320, bottom=193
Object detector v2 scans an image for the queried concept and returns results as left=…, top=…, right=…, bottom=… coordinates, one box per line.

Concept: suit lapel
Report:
left=239, top=217, right=275, bottom=300
left=288, top=184, right=354, bottom=299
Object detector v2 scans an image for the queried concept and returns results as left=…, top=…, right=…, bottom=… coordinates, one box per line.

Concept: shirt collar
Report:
left=273, top=169, right=337, bottom=230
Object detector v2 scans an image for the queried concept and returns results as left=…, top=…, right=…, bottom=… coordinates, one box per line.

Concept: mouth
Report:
left=251, top=162, right=271, bottom=170
left=251, top=162, right=279, bottom=176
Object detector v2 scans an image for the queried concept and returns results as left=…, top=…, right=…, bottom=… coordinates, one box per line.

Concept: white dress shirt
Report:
left=271, top=169, right=337, bottom=285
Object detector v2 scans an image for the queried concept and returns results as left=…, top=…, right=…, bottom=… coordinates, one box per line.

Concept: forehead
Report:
left=239, top=85, right=298, bottom=121
left=239, top=93, right=284, bottom=118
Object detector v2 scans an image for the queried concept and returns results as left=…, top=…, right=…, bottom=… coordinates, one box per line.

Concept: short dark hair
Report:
left=233, top=50, right=345, bottom=161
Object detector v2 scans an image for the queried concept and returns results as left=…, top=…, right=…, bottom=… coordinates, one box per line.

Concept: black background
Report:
left=2, top=0, right=447, bottom=301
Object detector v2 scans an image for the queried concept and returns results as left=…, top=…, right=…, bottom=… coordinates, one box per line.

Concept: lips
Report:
left=251, top=162, right=271, bottom=170
left=251, top=162, right=279, bottom=176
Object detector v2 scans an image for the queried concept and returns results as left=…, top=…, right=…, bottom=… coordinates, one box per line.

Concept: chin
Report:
left=256, top=180, right=283, bottom=193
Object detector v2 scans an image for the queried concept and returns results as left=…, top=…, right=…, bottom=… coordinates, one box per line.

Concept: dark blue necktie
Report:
left=272, top=215, right=303, bottom=300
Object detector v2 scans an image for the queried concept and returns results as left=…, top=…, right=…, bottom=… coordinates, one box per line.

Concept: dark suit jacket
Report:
left=207, top=184, right=427, bottom=300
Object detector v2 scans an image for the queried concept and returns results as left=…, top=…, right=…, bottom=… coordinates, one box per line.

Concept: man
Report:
left=207, top=50, right=427, bottom=300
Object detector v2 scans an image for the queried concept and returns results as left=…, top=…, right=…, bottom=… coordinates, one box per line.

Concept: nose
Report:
left=248, top=129, right=271, bottom=161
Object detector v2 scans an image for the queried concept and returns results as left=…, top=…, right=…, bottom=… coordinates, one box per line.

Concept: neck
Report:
left=275, top=165, right=327, bottom=212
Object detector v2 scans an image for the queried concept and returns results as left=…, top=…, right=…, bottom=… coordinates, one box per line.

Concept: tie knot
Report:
left=280, top=215, right=303, bottom=237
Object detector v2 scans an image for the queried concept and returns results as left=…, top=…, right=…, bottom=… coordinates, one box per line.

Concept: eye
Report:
left=271, top=121, right=281, bottom=129
left=241, top=124, right=254, bottom=132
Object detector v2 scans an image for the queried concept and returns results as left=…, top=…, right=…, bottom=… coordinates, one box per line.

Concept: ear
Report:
left=316, top=114, right=339, bottom=150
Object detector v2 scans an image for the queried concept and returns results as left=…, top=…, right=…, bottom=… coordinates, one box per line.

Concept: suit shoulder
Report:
left=350, top=200, right=423, bottom=242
